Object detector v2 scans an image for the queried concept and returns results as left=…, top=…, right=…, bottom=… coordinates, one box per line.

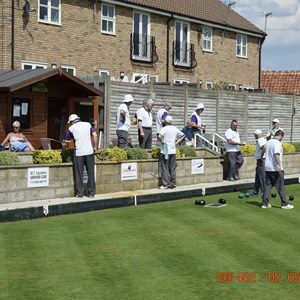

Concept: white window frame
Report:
left=21, top=61, right=48, bottom=70
left=61, top=66, right=76, bottom=76
left=99, top=69, right=109, bottom=76
left=101, top=4, right=115, bottom=34
left=132, top=11, right=151, bottom=61
left=174, top=21, right=190, bottom=66
left=236, top=34, right=247, bottom=58
left=38, top=0, right=61, bottom=25
left=173, top=78, right=190, bottom=84
left=227, top=84, right=236, bottom=91
left=206, top=81, right=213, bottom=90
left=241, top=85, right=255, bottom=92
left=131, top=73, right=149, bottom=84
left=202, top=27, right=212, bottom=52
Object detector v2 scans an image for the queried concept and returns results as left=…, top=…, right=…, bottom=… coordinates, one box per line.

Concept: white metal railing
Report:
left=194, top=133, right=226, bottom=153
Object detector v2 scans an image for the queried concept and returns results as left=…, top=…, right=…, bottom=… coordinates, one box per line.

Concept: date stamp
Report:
left=216, top=272, right=300, bottom=283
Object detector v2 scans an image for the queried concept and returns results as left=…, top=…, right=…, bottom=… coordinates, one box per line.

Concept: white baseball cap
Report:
left=253, top=129, right=262, bottom=136
left=272, top=118, right=280, bottom=124
left=68, top=114, right=79, bottom=123
left=123, top=94, right=134, bottom=103
left=165, top=115, right=173, bottom=124
left=196, top=103, right=205, bottom=110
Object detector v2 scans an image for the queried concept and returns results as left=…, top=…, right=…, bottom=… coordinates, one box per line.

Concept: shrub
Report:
left=61, top=148, right=74, bottom=163
left=33, top=150, right=62, bottom=164
left=177, top=146, right=197, bottom=158
left=291, top=142, right=300, bottom=153
left=282, top=143, right=296, bottom=153
left=0, top=151, right=20, bottom=165
left=124, top=147, right=148, bottom=160
left=241, top=144, right=256, bottom=155
left=96, top=147, right=127, bottom=161
left=241, top=143, right=296, bottom=155
left=151, top=147, right=160, bottom=159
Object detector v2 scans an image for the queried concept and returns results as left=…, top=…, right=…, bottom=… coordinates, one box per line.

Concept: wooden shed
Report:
left=0, top=69, right=102, bottom=149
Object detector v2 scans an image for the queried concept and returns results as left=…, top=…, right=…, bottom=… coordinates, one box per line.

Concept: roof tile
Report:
left=261, top=71, right=300, bottom=95
left=123, top=0, right=263, bottom=35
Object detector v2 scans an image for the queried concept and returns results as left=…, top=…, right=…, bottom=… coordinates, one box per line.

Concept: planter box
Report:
left=0, top=152, right=223, bottom=205
left=1, top=151, right=299, bottom=206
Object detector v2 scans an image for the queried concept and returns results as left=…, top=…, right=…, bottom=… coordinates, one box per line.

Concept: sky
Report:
left=225, top=0, right=300, bottom=71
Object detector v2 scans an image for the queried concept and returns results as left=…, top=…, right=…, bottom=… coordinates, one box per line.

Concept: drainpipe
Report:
left=11, top=0, right=15, bottom=69
left=258, top=33, right=266, bottom=89
left=166, top=15, right=173, bottom=82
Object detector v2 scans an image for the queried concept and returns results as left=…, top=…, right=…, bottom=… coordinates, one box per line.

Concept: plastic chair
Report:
left=40, top=138, right=63, bottom=150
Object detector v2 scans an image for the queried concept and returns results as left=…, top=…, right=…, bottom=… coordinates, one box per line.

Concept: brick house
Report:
left=261, top=71, right=300, bottom=95
left=1, top=0, right=265, bottom=90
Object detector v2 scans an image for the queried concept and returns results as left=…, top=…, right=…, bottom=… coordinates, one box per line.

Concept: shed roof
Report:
left=261, top=71, right=300, bottom=95
left=118, top=0, right=264, bottom=36
left=0, top=69, right=101, bottom=96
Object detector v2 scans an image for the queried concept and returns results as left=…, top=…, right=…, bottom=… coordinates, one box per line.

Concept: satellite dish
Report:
left=23, top=0, right=30, bottom=13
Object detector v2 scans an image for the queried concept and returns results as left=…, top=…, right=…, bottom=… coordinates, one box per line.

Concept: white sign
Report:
left=121, top=162, right=137, bottom=180
left=191, top=159, right=204, bottom=174
left=28, top=167, right=49, bottom=187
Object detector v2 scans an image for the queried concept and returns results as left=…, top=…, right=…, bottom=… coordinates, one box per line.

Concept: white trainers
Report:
left=261, top=204, right=272, bottom=208
left=282, top=204, right=294, bottom=209
left=159, top=186, right=168, bottom=190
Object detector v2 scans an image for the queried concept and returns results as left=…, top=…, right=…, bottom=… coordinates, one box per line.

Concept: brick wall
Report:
left=2, top=0, right=260, bottom=87
left=1, top=152, right=299, bottom=205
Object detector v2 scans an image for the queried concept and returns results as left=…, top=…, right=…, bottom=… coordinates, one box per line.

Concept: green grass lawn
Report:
left=1, top=185, right=300, bottom=300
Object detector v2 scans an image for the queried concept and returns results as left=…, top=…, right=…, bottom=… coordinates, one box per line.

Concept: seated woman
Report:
left=1, top=121, right=35, bottom=151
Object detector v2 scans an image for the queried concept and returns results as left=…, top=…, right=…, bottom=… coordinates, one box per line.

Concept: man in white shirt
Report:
left=116, top=94, right=134, bottom=148
left=156, top=102, right=172, bottom=144
left=262, top=130, right=294, bottom=209
left=65, top=114, right=98, bottom=198
left=225, top=119, right=245, bottom=181
left=266, top=118, right=283, bottom=140
left=137, top=99, right=155, bottom=149
left=157, top=116, right=185, bottom=189
left=252, top=129, right=266, bottom=195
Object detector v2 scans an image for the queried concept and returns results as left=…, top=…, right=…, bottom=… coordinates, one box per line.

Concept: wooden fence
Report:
left=80, top=76, right=300, bottom=147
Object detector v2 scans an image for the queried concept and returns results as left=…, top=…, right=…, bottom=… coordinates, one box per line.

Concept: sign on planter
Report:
left=28, top=167, right=49, bottom=188
left=191, top=159, right=204, bottom=174
left=121, top=162, right=137, bottom=180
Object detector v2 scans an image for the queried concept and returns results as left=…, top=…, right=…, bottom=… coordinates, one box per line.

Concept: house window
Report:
left=202, top=27, right=212, bottom=51
left=22, top=62, right=47, bottom=69
left=132, top=12, right=150, bottom=61
left=174, top=21, right=190, bottom=66
left=39, top=0, right=61, bottom=25
left=12, top=98, right=31, bottom=129
left=236, top=34, right=247, bottom=58
left=206, top=81, right=213, bottom=90
left=101, top=4, right=115, bottom=34
left=99, top=69, right=109, bottom=76
left=173, top=78, right=190, bottom=84
left=62, top=66, right=76, bottom=75
left=132, top=73, right=149, bottom=84
left=227, top=84, right=236, bottom=91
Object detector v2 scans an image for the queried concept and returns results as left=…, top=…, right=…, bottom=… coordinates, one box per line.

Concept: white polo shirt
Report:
left=265, top=138, right=283, bottom=171
left=255, top=137, right=267, bottom=160
left=156, top=108, right=168, bottom=134
left=137, top=107, right=153, bottom=127
left=116, top=103, right=131, bottom=131
left=159, top=125, right=184, bottom=155
left=66, top=121, right=94, bottom=156
left=225, top=128, right=241, bottom=152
